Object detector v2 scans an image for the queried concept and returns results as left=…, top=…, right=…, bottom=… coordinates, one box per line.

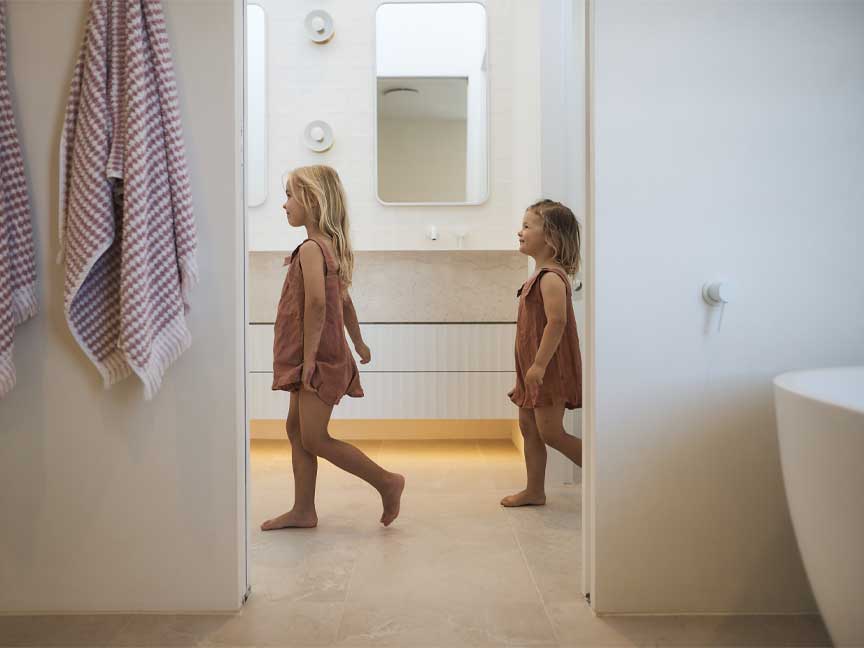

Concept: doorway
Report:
left=239, top=1, right=595, bottom=635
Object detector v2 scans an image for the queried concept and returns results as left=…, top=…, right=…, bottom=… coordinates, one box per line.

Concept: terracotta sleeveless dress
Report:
left=509, top=267, right=582, bottom=410
left=272, top=237, right=364, bottom=406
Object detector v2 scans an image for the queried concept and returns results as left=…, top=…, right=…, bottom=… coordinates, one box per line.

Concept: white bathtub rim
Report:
left=773, top=365, right=864, bottom=416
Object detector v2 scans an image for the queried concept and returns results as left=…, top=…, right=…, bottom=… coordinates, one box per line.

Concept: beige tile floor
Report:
left=0, top=439, right=830, bottom=647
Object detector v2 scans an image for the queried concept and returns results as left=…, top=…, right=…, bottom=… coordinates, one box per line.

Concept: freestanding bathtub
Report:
left=774, top=367, right=864, bottom=647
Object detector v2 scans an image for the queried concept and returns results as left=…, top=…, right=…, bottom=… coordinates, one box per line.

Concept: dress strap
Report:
left=542, top=267, right=572, bottom=291
left=520, top=267, right=572, bottom=298
left=291, top=237, right=338, bottom=276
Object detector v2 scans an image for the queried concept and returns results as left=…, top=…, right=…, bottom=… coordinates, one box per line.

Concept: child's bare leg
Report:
left=262, top=392, right=319, bottom=530
left=534, top=403, right=582, bottom=467
left=501, top=407, right=547, bottom=507
left=298, top=389, right=405, bottom=526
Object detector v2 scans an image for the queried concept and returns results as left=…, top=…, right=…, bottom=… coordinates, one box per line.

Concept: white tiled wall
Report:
left=247, top=0, right=541, bottom=251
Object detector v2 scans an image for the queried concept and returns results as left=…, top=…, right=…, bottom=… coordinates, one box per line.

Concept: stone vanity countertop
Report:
left=248, top=250, right=529, bottom=324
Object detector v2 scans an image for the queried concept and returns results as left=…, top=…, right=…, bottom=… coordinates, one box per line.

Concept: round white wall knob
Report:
left=304, top=10, right=334, bottom=43
left=702, top=281, right=732, bottom=305
left=303, top=120, right=334, bottom=152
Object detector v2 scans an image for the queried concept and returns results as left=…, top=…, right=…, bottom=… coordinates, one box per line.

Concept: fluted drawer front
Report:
left=248, top=323, right=516, bottom=373
left=248, top=372, right=517, bottom=420
left=357, top=324, right=516, bottom=372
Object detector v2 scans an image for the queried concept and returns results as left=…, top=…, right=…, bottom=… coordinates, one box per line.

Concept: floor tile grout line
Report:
left=478, top=435, right=566, bottom=645
left=333, top=541, right=363, bottom=646
left=502, top=491, right=564, bottom=647
left=332, top=436, right=384, bottom=646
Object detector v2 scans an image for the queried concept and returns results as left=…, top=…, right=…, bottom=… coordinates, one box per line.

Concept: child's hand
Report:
left=355, top=342, right=372, bottom=364
left=525, top=364, right=545, bottom=399
left=301, top=363, right=316, bottom=392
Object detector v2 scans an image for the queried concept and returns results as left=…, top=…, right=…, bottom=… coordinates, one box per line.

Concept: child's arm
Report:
left=525, top=273, right=568, bottom=399
left=343, top=290, right=371, bottom=364
left=298, top=242, right=327, bottom=389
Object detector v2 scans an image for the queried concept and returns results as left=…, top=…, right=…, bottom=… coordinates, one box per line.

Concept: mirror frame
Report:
left=374, top=1, right=490, bottom=207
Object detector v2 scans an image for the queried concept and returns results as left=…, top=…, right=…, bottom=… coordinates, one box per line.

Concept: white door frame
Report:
left=235, top=0, right=599, bottom=611
left=235, top=0, right=251, bottom=606
left=582, top=0, right=596, bottom=608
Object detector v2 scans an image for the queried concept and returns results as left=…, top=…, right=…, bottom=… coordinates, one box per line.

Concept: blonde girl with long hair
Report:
left=262, top=165, right=405, bottom=529
left=503, top=199, right=583, bottom=507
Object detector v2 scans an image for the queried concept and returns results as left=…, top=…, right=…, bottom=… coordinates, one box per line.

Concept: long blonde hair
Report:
left=529, top=199, right=581, bottom=277
left=288, top=165, right=355, bottom=286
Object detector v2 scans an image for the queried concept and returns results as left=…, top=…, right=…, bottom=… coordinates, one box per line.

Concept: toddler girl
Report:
left=503, top=199, right=582, bottom=507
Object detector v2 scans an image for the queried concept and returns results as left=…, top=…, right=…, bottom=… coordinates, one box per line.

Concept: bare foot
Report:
left=380, top=473, right=405, bottom=527
left=500, top=490, right=546, bottom=507
left=260, top=510, right=318, bottom=531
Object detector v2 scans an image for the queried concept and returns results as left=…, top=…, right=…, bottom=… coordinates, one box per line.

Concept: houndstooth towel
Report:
left=0, top=0, right=37, bottom=399
left=60, top=0, right=197, bottom=400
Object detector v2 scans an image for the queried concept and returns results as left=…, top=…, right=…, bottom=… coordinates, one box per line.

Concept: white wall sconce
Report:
left=303, top=121, right=334, bottom=152
left=305, top=10, right=334, bottom=43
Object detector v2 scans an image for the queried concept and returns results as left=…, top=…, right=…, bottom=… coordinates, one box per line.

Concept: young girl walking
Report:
left=503, top=199, right=583, bottom=507
left=261, top=165, right=405, bottom=529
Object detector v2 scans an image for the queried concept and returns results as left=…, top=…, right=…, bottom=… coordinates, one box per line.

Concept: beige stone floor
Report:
left=0, top=439, right=830, bottom=647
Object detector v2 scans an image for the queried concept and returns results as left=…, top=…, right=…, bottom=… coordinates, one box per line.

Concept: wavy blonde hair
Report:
left=529, top=199, right=581, bottom=277
left=288, top=165, right=355, bottom=286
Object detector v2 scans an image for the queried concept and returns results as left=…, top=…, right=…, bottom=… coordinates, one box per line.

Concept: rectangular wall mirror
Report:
left=375, top=2, right=489, bottom=205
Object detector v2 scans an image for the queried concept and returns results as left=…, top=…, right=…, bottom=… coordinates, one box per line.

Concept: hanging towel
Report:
left=59, top=0, right=197, bottom=400
left=0, top=0, right=37, bottom=398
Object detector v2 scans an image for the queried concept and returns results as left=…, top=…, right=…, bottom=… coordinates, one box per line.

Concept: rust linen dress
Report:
left=272, top=237, right=363, bottom=406
left=508, top=267, right=582, bottom=410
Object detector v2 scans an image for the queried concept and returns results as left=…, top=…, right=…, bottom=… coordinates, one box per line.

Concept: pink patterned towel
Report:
left=60, top=0, right=197, bottom=400
left=0, top=0, right=37, bottom=398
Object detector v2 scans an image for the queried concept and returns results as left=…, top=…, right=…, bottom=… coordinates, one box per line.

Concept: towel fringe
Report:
left=0, top=349, right=16, bottom=398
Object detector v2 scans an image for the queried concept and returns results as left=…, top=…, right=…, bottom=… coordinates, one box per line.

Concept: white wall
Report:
left=248, top=0, right=540, bottom=251
left=541, top=0, right=585, bottom=220
left=376, top=3, right=486, bottom=77
left=246, top=3, right=267, bottom=206
left=591, top=0, right=864, bottom=613
left=0, top=0, right=245, bottom=612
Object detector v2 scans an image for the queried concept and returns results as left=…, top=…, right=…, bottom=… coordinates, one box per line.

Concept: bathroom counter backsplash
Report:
left=249, top=250, right=529, bottom=323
